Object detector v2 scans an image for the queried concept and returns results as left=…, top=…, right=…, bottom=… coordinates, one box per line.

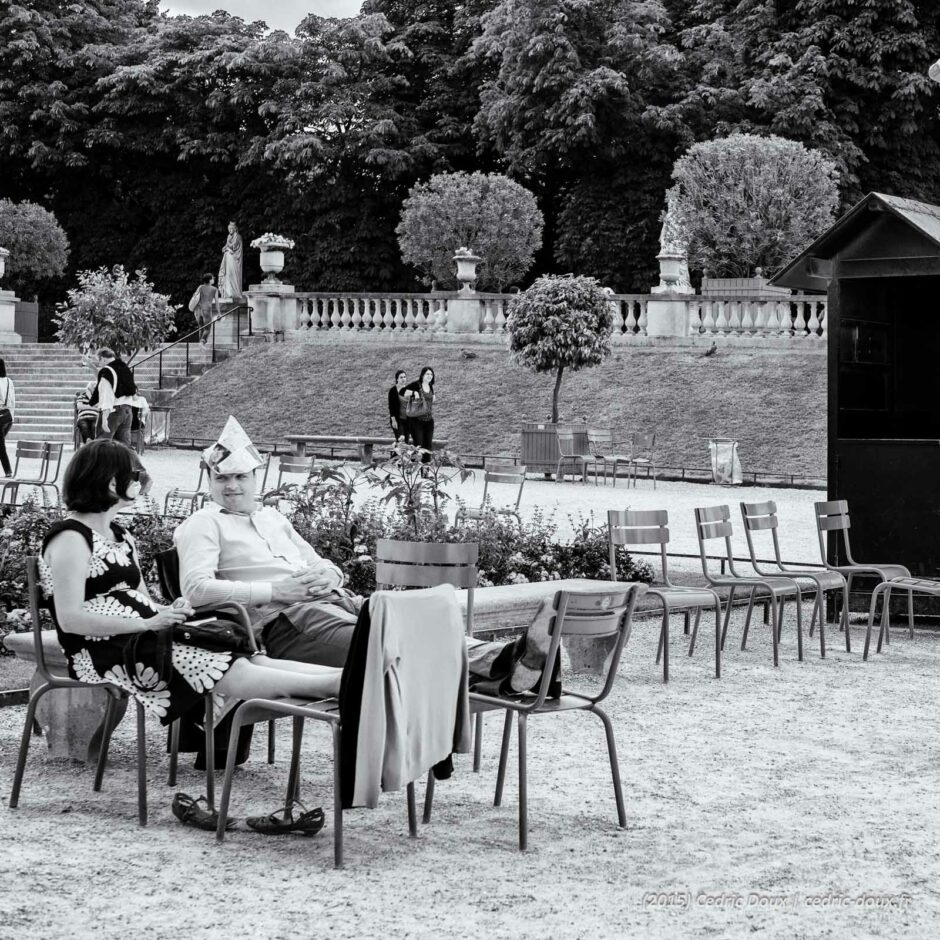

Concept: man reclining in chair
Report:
left=175, top=417, right=362, bottom=668
left=177, top=417, right=557, bottom=689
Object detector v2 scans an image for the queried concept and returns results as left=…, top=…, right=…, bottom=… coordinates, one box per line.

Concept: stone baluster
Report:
left=482, top=299, right=495, bottom=333
left=807, top=300, right=821, bottom=338
left=494, top=299, right=507, bottom=333
left=752, top=301, right=767, bottom=336
left=434, top=299, right=447, bottom=331
left=380, top=299, right=392, bottom=330
left=349, top=298, right=361, bottom=330
left=637, top=300, right=648, bottom=336
left=714, top=301, right=729, bottom=334
left=740, top=300, right=754, bottom=335
left=624, top=301, right=638, bottom=334
left=818, top=301, right=827, bottom=339
left=402, top=298, right=414, bottom=331
left=315, top=298, right=327, bottom=329
left=391, top=298, right=402, bottom=329
left=688, top=300, right=702, bottom=335
left=794, top=301, right=808, bottom=337
left=771, top=301, right=787, bottom=336
left=413, top=299, right=427, bottom=331
left=700, top=301, right=716, bottom=335
left=338, top=298, right=350, bottom=329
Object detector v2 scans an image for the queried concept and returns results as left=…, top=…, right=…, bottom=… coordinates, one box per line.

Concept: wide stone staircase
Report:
left=0, top=343, right=217, bottom=444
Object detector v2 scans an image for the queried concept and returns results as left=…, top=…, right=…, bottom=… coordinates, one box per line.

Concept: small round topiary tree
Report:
left=506, top=274, right=613, bottom=423
left=669, top=133, right=840, bottom=278
left=0, top=199, right=69, bottom=296
left=397, top=171, right=543, bottom=291
left=54, top=265, right=177, bottom=361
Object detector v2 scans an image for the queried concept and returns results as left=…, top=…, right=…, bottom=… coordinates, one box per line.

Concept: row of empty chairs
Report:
left=558, top=430, right=657, bottom=487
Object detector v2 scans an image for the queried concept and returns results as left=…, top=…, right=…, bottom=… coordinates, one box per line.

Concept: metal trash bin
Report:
left=709, top=438, right=742, bottom=485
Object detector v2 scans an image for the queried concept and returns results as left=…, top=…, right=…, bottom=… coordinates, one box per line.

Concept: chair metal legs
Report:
left=136, top=701, right=148, bottom=827
left=493, top=707, right=625, bottom=851
left=595, top=705, right=626, bottom=829
left=168, top=719, right=181, bottom=787
left=94, top=693, right=122, bottom=791
left=9, top=682, right=50, bottom=809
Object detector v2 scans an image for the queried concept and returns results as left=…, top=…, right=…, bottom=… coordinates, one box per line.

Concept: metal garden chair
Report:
left=459, top=585, right=646, bottom=850
left=609, top=509, right=722, bottom=680
left=624, top=432, right=657, bottom=488
left=2, top=441, right=65, bottom=507
left=694, top=505, right=805, bottom=667
left=555, top=429, right=589, bottom=483
left=813, top=500, right=913, bottom=659
left=740, top=500, right=849, bottom=658
left=455, top=466, right=526, bottom=525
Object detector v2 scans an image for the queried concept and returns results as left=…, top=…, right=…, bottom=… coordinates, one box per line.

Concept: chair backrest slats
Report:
left=696, top=504, right=729, bottom=523
left=556, top=430, right=577, bottom=457
left=610, top=526, right=668, bottom=546
left=374, top=562, right=477, bottom=589
left=279, top=457, right=313, bottom=474
left=817, top=516, right=849, bottom=531
left=375, top=539, right=478, bottom=635
left=698, top=520, right=732, bottom=540
left=742, top=499, right=776, bottom=516
left=377, top=539, right=478, bottom=565
left=15, top=442, right=47, bottom=461
left=743, top=514, right=776, bottom=531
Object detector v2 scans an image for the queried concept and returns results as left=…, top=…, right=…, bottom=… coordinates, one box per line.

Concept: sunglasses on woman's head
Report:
left=129, top=470, right=142, bottom=482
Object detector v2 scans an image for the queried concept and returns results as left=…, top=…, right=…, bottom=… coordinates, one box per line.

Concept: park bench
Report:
left=285, top=434, right=449, bottom=466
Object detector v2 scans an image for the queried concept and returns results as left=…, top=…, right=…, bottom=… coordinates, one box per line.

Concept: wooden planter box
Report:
left=520, top=423, right=589, bottom=476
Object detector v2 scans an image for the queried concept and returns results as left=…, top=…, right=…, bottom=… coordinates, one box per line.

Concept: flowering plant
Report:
left=250, top=233, right=295, bottom=250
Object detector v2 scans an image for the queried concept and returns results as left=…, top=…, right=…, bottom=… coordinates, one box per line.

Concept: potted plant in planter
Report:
left=249, top=232, right=296, bottom=282
left=506, top=274, right=613, bottom=474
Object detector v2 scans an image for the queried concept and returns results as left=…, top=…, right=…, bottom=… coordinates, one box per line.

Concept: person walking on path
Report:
left=91, top=347, right=137, bottom=447
left=0, top=358, right=15, bottom=477
left=387, top=369, right=410, bottom=443
left=403, top=366, right=435, bottom=462
left=192, top=274, right=220, bottom=344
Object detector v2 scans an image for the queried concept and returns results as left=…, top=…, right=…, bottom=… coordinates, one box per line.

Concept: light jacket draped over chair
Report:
left=340, top=584, right=471, bottom=808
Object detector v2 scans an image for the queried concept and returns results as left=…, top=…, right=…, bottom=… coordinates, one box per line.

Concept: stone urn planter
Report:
left=250, top=233, right=295, bottom=284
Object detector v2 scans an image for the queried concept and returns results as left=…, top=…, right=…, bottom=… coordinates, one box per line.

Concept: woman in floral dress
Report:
left=40, top=440, right=341, bottom=725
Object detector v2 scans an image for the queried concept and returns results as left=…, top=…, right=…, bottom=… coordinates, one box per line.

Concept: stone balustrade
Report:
left=252, top=290, right=827, bottom=345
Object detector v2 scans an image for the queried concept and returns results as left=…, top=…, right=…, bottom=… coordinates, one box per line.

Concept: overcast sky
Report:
left=161, top=1, right=362, bottom=33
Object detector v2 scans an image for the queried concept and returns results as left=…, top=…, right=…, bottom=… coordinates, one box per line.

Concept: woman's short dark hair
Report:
left=63, top=440, right=138, bottom=512
left=0, top=358, right=6, bottom=378
left=395, top=369, right=406, bottom=382
left=202, top=274, right=212, bottom=284
left=418, top=366, right=435, bottom=388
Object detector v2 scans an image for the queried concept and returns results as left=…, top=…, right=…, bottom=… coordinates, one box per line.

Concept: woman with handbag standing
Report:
left=403, top=366, right=435, bottom=462
left=387, top=369, right=410, bottom=443
left=0, top=358, right=14, bottom=477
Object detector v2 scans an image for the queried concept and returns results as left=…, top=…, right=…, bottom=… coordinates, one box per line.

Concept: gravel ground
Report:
left=8, top=448, right=930, bottom=939
left=1, top=611, right=936, bottom=939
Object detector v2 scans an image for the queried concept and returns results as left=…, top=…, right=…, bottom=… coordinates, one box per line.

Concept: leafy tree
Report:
left=0, top=200, right=69, bottom=297
left=669, top=133, right=839, bottom=277
left=669, top=0, right=940, bottom=202
left=397, top=171, right=542, bottom=290
left=506, top=274, right=613, bottom=422
left=54, top=265, right=176, bottom=361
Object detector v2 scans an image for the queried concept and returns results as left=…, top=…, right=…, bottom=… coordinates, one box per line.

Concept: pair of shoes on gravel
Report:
left=171, top=792, right=236, bottom=832
left=246, top=799, right=325, bottom=837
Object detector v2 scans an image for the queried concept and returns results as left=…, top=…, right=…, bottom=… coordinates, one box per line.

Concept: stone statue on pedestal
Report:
left=218, top=220, right=244, bottom=301
left=652, top=188, right=694, bottom=295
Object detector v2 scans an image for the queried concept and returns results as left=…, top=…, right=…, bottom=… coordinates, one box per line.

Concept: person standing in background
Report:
left=388, top=369, right=410, bottom=443
left=0, top=359, right=15, bottom=477
left=403, top=366, right=435, bottom=463
left=192, top=274, right=220, bottom=344
left=91, top=347, right=137, bottom=447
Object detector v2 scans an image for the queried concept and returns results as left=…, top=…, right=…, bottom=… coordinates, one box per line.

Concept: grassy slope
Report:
left=170, top=339, right=826, bottom=478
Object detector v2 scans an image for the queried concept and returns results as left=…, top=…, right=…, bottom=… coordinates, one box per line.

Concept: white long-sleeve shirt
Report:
left=0, top=377, right=15, bottom=418
left=173, top=504, right=343, bottom=619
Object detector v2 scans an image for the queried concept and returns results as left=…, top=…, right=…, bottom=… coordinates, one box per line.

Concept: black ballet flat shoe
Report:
left=245, top=800, right=325, bottom=837
left=171, top=792, right=236, bottom=832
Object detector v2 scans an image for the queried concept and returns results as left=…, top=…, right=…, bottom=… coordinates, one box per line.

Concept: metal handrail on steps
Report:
left=132, top=302, right=252, bottom=389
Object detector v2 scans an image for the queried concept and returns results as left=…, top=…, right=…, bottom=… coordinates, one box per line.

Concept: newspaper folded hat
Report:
left=202, top=416, right=264, bottom=474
